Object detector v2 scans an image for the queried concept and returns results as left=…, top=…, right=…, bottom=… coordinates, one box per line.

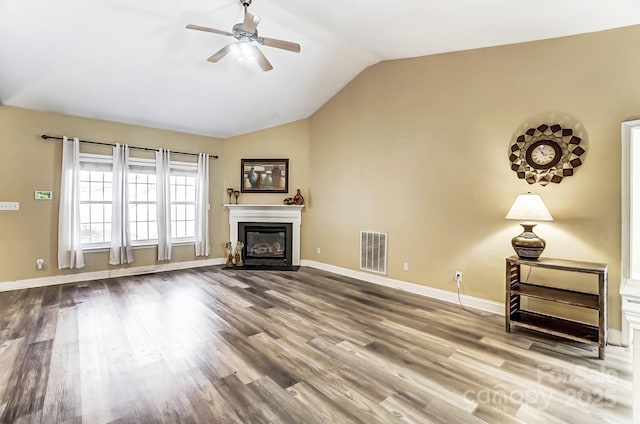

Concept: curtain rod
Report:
left=41, top=134, right=219, bottom=159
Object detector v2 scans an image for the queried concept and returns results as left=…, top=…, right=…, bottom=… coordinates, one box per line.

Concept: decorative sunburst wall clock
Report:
left=509, top=124, right=586, bottom=186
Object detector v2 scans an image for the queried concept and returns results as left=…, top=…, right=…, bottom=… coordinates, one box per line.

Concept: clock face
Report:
left=525, top=140, right=562, bottom=170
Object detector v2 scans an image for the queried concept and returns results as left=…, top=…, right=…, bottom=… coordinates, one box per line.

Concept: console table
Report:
left=505, top=256, right=607, bottom=359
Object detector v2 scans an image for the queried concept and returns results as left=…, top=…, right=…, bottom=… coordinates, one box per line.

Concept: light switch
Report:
left=0, top=202, right=19, bottom=211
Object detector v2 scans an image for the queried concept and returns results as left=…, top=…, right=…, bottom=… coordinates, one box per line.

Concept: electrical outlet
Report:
left=36, top=259, right=44, bottom=270
left=455, top=271, right=462, bottom=282
left=316, top=247, right=321, bottom=254
left=403, top=262, right=409, bottom=271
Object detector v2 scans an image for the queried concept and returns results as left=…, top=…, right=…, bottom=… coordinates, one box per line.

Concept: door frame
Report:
left=622, top=119, right=640, bottom=346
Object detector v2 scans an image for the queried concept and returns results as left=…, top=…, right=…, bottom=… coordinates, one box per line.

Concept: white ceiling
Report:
left=1, top=0, right=639, bottom=138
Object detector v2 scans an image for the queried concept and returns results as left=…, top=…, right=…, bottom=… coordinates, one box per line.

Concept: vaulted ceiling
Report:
left=1, top=0, right=639, bottom=138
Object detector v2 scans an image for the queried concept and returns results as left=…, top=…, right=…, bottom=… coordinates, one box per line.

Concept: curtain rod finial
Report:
left=41, top=134, right=48, bottom=139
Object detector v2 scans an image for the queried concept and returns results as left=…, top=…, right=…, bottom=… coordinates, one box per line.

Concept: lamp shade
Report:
left=505, top=194, right=553, bottom=222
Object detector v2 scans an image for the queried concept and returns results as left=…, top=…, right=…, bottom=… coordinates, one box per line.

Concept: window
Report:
left=78, top=153, right=197, bottom=248
left=170, top=164, right=197, bottom=241
left=79, top=154, right=112, bottom=246
left=128, top=159, right=158, bottom=243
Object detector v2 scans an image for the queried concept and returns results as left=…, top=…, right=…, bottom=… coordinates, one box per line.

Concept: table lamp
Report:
left=505, top=193, right=553, bottom=259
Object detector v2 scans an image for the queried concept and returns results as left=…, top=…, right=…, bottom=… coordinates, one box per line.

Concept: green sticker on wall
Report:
left=35, top=191, right=53, bottom=200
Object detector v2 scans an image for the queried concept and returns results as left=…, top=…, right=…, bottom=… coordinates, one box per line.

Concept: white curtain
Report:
left=109, top=144, right=133, bottom=265
left=58, top=137, right=85, bottom=269
left=156, top=149, right=172, bottom=261
left=195, top=153, right=210, bottom=256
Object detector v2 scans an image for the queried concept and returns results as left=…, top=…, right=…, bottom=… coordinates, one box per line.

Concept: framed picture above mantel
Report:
left=241, top=158, right=289, bottom=193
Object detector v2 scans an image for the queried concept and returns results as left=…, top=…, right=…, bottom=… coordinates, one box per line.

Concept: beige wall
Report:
left=0, top=107, right=225, bottom=282
left=3, top=25, right=640, bottom=332
left=223, top=119, right=310, bottom=209
left=307, top=25, right=640, bottom=330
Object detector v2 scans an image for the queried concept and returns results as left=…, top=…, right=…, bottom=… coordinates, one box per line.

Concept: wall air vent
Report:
left=360, top=231, right=387, bottom=275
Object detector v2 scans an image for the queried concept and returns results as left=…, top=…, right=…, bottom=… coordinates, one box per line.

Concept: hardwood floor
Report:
left=0, top=266, right=632, bottom=423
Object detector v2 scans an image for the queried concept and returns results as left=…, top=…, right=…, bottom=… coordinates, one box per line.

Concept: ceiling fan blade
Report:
left=207, top=44, right=233, bottom=63
left=185, top=24, right=233, bottom=37
left=258, top=37, right=300, bottom=53
left=242, top=11, right=261, bottom=33
left=249, top=45, right=273, bottom=72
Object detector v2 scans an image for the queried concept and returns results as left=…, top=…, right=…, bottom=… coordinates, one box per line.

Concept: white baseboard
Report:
left=607, top=329, right=623, bottom=347
left=301, top=260, right=504, bottom=315
left=0, top=258, right=226, bottom=292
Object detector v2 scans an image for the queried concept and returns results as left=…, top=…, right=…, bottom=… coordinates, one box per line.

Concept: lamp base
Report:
left=511, top=223, right=546, bottom=260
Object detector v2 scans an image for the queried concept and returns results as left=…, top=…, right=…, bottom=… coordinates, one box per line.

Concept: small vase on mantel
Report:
left=293, top=189, right=304, bottom=205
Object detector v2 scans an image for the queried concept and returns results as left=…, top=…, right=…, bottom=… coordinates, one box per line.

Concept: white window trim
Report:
left=170, top=160, right=198, bottom=244
left=129, top=157, right=158, bottom=244
left=78, top=153, right=113, bottom=248
left=77, top=153, right=199, bottom=250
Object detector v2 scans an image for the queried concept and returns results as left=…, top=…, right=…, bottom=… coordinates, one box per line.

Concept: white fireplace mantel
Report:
left=225, top=204, right=304, bottom=265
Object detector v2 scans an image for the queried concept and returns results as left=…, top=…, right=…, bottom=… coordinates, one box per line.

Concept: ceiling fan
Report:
left=186, top=0, right=301, bottom=72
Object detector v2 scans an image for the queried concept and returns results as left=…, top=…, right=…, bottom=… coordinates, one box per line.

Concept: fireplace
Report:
left=226, top=204, right=303, bottom=268
left=239, top=222, right=293, bottom=267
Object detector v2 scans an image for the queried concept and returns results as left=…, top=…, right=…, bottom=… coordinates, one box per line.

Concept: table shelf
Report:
left=511, top=283, right=599, bottom=309
left=510, top=310, right=599, bottom=345
left=505, top=256, right=607, bottom=359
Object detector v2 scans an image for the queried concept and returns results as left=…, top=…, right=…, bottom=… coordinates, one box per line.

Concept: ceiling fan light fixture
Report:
left=186, top=0, right=299, bottom=71
left=230, top=42, right=256, bottom=62
left=240, top=41, right=255, bottom=59
left=230, top=43, right=241, bottom=58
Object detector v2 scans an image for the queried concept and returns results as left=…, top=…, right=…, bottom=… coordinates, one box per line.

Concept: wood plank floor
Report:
left=0, top=266, right=632, bottom=423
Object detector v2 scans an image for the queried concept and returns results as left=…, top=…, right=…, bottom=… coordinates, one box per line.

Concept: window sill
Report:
left=82, top=240, right=195, bottom=253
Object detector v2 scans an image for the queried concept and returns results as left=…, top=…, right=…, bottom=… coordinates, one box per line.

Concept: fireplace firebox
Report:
left=238, top=222, right=293, bottom=268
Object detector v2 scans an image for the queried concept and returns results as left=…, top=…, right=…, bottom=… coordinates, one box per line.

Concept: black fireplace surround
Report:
left=238, top=222, right=293, bottom=269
